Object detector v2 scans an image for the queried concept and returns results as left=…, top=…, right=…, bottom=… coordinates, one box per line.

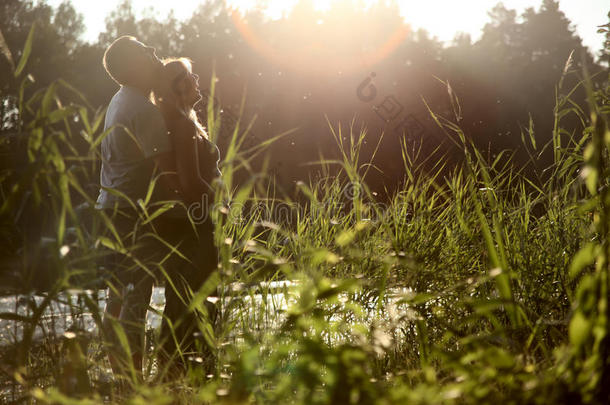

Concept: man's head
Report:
left=103, top=36, right=162, bottom=89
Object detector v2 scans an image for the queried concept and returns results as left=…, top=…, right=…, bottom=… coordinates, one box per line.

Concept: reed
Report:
left=0, top=26, right=608, bottom=404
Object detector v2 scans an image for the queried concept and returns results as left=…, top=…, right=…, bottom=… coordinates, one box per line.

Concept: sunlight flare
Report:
left=225, top=0, right=410, bottom=75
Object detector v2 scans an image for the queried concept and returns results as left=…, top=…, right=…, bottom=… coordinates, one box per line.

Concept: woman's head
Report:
left=159, top=57, right=202, bottom=110
left=154, top=57, right=209, bottom=139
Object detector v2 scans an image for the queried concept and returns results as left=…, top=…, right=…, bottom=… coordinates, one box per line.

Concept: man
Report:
left=96, top=36, right=215, bottom=381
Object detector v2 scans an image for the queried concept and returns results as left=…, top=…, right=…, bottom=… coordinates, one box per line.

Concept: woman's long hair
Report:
left=152, top=57, right=209, bottom=139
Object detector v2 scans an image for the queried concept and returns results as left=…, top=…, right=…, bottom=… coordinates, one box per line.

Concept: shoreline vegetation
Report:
left=1, top=22, right=610, bottom=405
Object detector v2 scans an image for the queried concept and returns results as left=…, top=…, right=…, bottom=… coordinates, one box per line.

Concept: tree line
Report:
left=1, top=0, right=608, bottom=196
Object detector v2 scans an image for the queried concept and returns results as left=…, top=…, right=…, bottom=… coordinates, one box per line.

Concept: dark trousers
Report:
left=101, top=207, right=217, bottom=372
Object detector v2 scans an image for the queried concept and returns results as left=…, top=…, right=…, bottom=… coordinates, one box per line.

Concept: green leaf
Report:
left=27, top=127, right=43, bottom=161
left=91, top=106, right=107, bottom=134
left=488, top=348, right=515, bottom=369
left=99, top=187, right=138, bottom=211
left=206, top=65, right=218, bottom=143
left=41, top=82, right=57, bottom=116
left=97, top=236, right=127, bottom=254
left=46, top=107, right=76, bottom=125
left=310, top=248, right=340, bottom=265
left=569, top=242, right=597, bottom=279
left=142, top=173, right=160, bottom=207
left=569, top=312, right=591, bottom=347
left=57, top=78, right=94, bottom=109
left=89, top=127, right=112, bottom=151
left=0, top=26, right=15, bottom=71
left=14, top=23, right=35, bottom=78
left=78, top=106, right=91, bottom=134
left=140, top=202, right=177, bottom=225
left=335, top=229, right=355, bottom=247
left=57, top=203, right=66, bottom=245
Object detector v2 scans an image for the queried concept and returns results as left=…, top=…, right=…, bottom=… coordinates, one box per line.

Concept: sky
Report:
left=45, top=0, right=609, bottom=55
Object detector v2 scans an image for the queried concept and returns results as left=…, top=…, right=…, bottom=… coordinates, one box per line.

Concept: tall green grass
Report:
left=1, top=27, right=609, bottom=404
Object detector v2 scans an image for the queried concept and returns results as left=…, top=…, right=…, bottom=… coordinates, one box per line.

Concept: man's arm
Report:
left=133, top=105, right=189, bottom=204
left=152, top=151, right=189, bottom=203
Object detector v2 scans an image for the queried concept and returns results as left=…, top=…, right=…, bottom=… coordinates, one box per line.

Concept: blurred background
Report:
left=1, top=0, right=608, bottom=197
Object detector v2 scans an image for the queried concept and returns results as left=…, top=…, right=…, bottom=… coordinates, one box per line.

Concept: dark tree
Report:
left=1, top=0, right=605, bottom=192
left=0, top=0, right=84, bottom=94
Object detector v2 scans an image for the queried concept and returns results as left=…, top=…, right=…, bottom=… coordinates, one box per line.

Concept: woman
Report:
left=154, top=57, right=221, bottom=206
left=151, top=57, right=221, bottom=374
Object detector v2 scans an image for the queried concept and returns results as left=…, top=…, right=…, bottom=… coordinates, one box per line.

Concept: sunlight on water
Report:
left=0, top=283, right=412, bottom=347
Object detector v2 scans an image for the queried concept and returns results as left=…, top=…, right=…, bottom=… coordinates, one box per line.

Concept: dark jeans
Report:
left=100, top=207, right=218, bottom=372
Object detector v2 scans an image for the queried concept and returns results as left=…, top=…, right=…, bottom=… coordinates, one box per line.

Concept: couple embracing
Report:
left=95, top=36, right=221, bottom=380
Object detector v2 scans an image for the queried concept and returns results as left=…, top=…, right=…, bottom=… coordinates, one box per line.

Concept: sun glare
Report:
left=225, top=0, right=378, bottom=20
left=224, top=0, right=295, bottom=19
left=45, top=0, right=604, bottom=55
left=224, top=0, right=330, bottom=19
left=225, top=0, right=408, bottom=75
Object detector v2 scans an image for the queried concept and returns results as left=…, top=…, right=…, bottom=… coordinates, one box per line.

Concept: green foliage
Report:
left=13, top=21, right=34, bottom=78
left=2, top=0, right=604, bottom=193
left=1, top=19, right=610, bottom=405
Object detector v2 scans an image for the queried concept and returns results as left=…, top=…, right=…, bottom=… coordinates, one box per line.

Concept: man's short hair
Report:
left=103, top=35, right=139, bottom=85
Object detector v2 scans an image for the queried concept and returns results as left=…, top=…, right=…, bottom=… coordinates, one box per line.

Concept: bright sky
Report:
left=46, top=0, right=608, bottom=54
